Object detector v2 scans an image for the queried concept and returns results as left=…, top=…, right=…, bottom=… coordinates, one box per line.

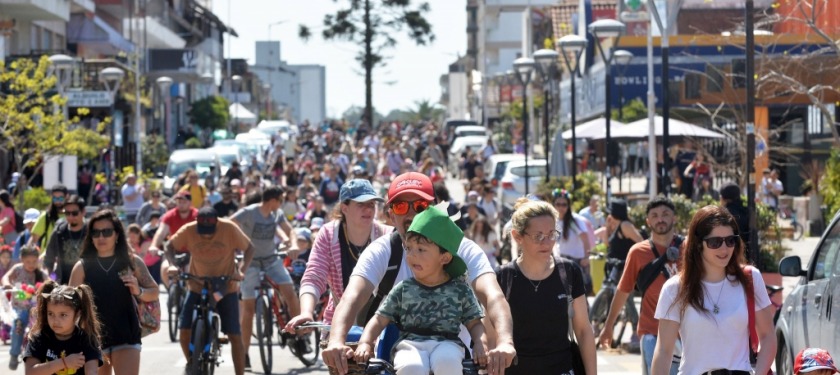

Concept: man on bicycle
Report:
left=230, top=185, right=301, bottom=369
left=165, top=207, right=255, bottom=375
left=151, top=191, right=198, bottom=288
left=598, top=196, right=682, bottom=375
left=321, top=172, right=517, bottom=375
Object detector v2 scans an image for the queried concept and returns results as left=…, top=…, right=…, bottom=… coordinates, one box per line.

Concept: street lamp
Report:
left=513, top=57, right=535, bottom=195
left=231, top=74, right=243, bottom=134
left=100, top=67, right=125, bottom=205
left=558, top=34, right=588, bottom=189
left=533, top=48, right=559, bottom=182
left=589, top=18, right=626, bottom=203
left=156, top=76, right=173, bottom=149
left=613, top=49, right=634, bottom=190
left=472, top=82, right=482, bottom=125
left=48, top=54, right=74, bottom=120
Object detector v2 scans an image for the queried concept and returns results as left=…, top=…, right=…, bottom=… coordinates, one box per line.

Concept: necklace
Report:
left=343, top=222, right=370, bottom=262
left=96, top=256, right=117, bottom=274
left=527, top=278, right=543, bottom=292
left=705, top=278, right=726, bottom=314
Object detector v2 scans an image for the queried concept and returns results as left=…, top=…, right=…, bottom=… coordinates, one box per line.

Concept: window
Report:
left=684, top=73, right=701, bottom=99
left=669, top=81, right=681, bottom=104
left=731, top=59, right=746, bottom=88
left=706, top=65, right=723, bottom=92
left=814, top=219, right=840, bottom=279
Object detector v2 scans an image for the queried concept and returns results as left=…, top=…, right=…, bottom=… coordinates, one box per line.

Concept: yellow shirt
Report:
left=179, top=184, right=206, bottom=209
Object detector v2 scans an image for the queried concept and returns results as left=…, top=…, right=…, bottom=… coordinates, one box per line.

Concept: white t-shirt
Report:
left=655, top=267, right=770, bottom=375
left=553, top=214, right=589, bottom=259
left=121, top=184, right=144, bottom=213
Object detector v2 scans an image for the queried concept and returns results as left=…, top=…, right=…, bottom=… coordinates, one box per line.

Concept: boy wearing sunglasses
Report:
left=323, top=172, right=517, bottom=375
left=43, top=195, right=87, bottom=285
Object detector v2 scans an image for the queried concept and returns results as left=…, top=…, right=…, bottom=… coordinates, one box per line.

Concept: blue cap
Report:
left=339, top=179, right=383, bottom=203
left=295, top=227, right=312, bottom=242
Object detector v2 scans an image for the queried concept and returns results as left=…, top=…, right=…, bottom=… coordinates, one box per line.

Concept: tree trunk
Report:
left=364, top=0, right=374, bottom=128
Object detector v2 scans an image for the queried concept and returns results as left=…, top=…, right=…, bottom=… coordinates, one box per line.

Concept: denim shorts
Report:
left=179, top=291, right=241, bottom=335
left=239, top=257, right=292, bottom=299
left=102, top=343, right=142, bottom=354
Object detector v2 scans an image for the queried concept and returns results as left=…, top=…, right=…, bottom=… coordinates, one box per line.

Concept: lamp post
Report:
left=745, top=0, right=759, bottom=267
left=613, top=49, right=634, bottom=191
left=533, top=48, right=559, bottom=182
left=232, top=74, right=242, bottom=134
left=648, top=0, right=685, bottom=196
left=156, top=76, right=173, bottom=149
left=48, top=54, right=74, bottom=120
left=472, top=82, right=482, bottom=125
left=589, top=18, right=626, bottom=203
left=558, top=35, right=588, bottom=190
left=513, top=57, right=535, bottom=195
left=99, top=67, right=125, bottom=205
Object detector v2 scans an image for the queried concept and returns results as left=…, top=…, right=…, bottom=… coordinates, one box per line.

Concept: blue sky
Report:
left=212, top=0, right=467, bottom=118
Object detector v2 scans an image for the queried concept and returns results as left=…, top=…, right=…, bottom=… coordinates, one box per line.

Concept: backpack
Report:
left=362, top=231, right=404, bottom=323
left=635, top=235, right=684, bottom=297
left=14, top=210, right=24, bottom=233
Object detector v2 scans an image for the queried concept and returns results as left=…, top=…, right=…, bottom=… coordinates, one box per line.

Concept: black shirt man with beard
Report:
left=43, top=195, right=87, bottom=284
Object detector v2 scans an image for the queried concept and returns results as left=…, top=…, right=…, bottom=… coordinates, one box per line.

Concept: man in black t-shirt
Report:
left=43, top=195, right=87, bottom=285
left=213, top=188, right=240, bottom=218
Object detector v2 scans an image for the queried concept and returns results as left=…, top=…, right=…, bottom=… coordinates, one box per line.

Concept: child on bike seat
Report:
left=795, top=348, right=839, bottom=375
left=2, top=246, right=48, bottom=370
left=354, top=207, right=487, bottom=375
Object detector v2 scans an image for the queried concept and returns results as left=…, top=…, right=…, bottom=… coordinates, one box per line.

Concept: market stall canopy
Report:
left=597, top=116, right=726, bottom=141
left=561, top=118, right=627, bottom=140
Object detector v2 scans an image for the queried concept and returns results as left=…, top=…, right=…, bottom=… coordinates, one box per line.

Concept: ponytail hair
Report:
left=30, top=281, right=102, bottom=350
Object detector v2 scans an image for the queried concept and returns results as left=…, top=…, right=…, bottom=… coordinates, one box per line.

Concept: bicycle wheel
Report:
left=792, top=222, right=804, bottom=241
left=207, top=316, right=221, bottom=375
left=167, top=283, right=181, bottom=342
left=588, top=288, right=612, bottom=338
left=294, top=326, right=321, bottom=367
left=255, top=295, right=273, bottom=374
left=188, top=318, right=206, bottom=375
left=611, top=312, right=630, bottom=350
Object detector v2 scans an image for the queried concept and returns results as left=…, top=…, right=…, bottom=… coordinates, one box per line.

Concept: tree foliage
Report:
left=141, top=134, right=168, bottom=173
left=188, top=95, right=229, bottom=131
left=405, top=99, right=445, bottom=122
left=0, top=56, right=108, bottom=188
left=610, top=98, right=647, bottom=123
left=820, top=149, right=840, bottom=221
left=300, top=0, right=434, bottom=127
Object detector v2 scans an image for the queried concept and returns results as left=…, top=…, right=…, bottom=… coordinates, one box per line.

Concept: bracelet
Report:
left=135, top=287, right=143, bottom=297
left=61, top=357, right=68, bottom=371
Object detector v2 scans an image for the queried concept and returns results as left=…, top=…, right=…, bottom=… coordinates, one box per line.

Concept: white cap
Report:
left=23, top=208, right=40, bottom=224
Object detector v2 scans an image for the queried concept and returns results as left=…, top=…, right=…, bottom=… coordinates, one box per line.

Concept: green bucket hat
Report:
left=407, top=206, right=467, bottom=278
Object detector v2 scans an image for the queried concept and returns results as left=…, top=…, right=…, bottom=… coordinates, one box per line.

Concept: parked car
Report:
left=209, top=146, right=246, bottom=176
left=484, top=153, right=525, bottom=188
left=454, top=125, right=490, bottom=140
left=162, top=149, right=221, bottom=196
left=448, top=135, right=489, bottom=177
left=497, top=159, right=547, bottom=221
left=444, top=119, right=479, bottom=141
left=775, top=209, right=840, bottom=375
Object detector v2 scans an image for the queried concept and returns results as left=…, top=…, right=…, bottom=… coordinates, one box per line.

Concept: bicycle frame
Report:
left=182, top=273, right=229, bottom=375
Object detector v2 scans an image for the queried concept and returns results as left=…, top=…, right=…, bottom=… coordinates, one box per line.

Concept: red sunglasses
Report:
left=390, top=200, right=430, bottom=216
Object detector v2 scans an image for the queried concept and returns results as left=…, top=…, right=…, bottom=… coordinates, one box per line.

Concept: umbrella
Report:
left=550, top=129, right=569, bottom=178
left=597, top=116, right=726, bottom=141
left=561, top=118, right=627, bottom=140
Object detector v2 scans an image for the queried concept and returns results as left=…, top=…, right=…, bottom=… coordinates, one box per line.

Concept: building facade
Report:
left=251, top=40, right=326, bottom=124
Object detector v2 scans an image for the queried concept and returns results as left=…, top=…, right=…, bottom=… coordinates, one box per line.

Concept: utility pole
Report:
left=745, top=0, right=759, bottom=268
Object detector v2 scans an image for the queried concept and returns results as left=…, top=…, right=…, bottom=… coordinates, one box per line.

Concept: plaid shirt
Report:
left=299, top=219, right=393, bottom=324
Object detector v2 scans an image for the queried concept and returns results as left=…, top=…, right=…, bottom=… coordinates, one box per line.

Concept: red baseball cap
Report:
left=387, top=172, right=435, bottom=205
left=795, top=348, right=839, bottom=374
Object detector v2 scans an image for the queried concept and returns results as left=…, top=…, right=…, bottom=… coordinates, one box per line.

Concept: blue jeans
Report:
left=641, top=334, right=679, bottom=375
left=11, top=307, right=30, bottom=357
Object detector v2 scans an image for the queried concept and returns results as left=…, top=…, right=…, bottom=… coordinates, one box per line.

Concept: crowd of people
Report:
left=0, top=117, right=817, bottom=375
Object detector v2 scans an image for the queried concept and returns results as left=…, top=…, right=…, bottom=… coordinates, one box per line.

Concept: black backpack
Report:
left=363, top=231, right=404, bottom=323
left=635, top=236, right=684, bottom=297
left=14, top=210, right=25, bottom=233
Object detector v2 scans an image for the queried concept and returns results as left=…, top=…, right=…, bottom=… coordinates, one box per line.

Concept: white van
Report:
left=163, top=149, right=221, bottom=196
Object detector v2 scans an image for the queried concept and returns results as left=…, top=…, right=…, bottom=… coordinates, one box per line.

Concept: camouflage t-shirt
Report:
left=376, top=277, right=484, bottom=342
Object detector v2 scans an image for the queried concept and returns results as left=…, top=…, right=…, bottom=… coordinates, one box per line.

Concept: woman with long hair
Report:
left=550, top=189, right=593, bottom=294
left=69, top=209, right=160, bottom=375
left=467, top=215, right=499, bottom=269
left=285, top=179, right=392, bottom=330
left=496, top=197, right=596, bottom=374
left=127, top=223, right=160, bottom=284
left=651, top=205, right=775, bottom=375
left=0, top=190, right=17, bottom=245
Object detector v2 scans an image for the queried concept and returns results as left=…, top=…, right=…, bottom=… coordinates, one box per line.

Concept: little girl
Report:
left=2, top=246, right=48, bottom=370
left=22, top=280, right=103, bottom=374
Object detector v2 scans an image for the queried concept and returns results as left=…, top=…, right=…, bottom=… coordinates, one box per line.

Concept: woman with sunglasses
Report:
left=69, top=209, right=160, bottom=375
left=551, top=189, right=594, bottom=294
left=496, top=197, right=596, bottom=374
left=28, top=183, right=68, bottom=250
left=651, top=205, right=775, bottom=375
left=285, top=179, right=392, bottom=331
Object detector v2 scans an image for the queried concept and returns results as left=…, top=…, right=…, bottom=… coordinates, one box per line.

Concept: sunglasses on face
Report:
left=521, top=229, right=561, bottom=243
left=390, top=200, right=430, bottom=216
left=52, top=196, right=65, bottom=202
left=90, top=228, right=115, bottom=238
left=64, top=210, right=81, bottom=217
left=702, top=235, right=739, bottom=249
